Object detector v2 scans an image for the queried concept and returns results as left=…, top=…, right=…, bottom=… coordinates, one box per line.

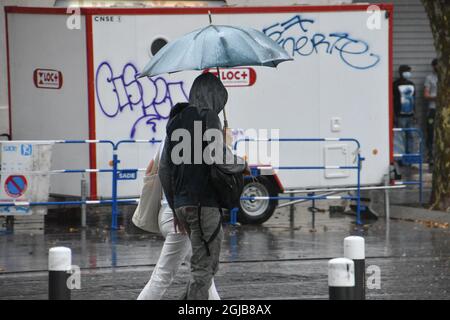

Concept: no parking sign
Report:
left=4, top=175, right=28, bottom=198
left=0, top=142, right=53, bottom=215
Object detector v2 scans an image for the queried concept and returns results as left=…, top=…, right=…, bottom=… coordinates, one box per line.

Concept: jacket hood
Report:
left=169, top=102, right=189, bottom=119
left=189, top=72, right=228, bottom=114
left=166, top=102, right=188, bottom=134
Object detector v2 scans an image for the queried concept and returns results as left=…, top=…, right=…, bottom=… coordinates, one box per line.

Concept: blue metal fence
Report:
left=1, top=137, right=366, bottom=229
left=0, top=139, right=167, bottom=230
left=233, top=138, right=365, bottom=225
left=111, top=139, right=162, bottom=229
left=393, top=128, right=424, bottom=204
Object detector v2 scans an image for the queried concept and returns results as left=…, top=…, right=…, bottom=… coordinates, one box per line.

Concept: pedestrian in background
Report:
left=393, top=64, right=416, bottom=164
left=424, top=58, right=439, bottom=167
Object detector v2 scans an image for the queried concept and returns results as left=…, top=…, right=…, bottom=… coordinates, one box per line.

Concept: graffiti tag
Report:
left=95, top=62, right=188, bottom=138
left=263, top=15, right=381, bottom=70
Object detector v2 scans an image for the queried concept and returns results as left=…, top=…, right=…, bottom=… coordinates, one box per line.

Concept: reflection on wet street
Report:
left=0, top=202, right=449, bottom=300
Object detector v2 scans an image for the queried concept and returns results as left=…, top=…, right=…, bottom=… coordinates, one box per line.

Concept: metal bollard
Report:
left=289, top=193, right=295, bottom=225
left=48, top=247, right=72, bottom=300
left=328, top=258, right=355, bottom=300
left=230, top=208, right=238, bottom=225
left=344, top=236, right=365, bottom=300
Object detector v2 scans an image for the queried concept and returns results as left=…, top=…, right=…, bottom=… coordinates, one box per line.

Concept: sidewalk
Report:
left=1, top=200, right=449, bottom=300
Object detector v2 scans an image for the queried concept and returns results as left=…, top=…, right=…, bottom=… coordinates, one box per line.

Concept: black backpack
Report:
left=196, top=107, right=245, bottom=210
left=210, top=162, right=245, bottom=210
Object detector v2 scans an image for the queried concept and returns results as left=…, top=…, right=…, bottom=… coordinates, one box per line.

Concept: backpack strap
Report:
left=207, top=208, right=224, bottom=245
left=197, top=204, right=223, bottom=257
left=194, top=106, right=224, bottom=256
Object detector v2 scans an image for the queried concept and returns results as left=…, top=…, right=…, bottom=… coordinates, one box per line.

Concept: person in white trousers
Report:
left=137, top=142, right=220, bottom=300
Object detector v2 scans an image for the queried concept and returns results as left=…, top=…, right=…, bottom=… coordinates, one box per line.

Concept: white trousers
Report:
left=137, top=205, right=220, bottom=300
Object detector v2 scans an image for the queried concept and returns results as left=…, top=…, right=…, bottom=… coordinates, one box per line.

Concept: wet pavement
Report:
left=0, top=197, right=449, bottom=300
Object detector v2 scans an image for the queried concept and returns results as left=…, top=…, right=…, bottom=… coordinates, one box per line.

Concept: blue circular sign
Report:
left=4, top=175, right=28, bottom=198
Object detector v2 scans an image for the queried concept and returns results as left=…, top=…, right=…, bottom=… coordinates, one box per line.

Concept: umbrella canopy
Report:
left=140, top=24, right=292, bottom=77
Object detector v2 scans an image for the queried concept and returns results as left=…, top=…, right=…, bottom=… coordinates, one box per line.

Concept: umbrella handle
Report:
left=223, top=108, right=229, bottom=130
left=216, top=66, right=229, bottom=130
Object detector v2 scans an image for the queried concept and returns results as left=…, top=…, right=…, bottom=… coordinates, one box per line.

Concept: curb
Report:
left=390, top=205, right=450, bottom=228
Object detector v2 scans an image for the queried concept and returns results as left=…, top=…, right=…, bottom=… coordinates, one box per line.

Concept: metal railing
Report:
left=1, top=137, right=366, bottom=229
left=393, top=128, right=424, bottom=204
left=233, top=138, right=365, bottom=225
left=0, top=139, right=159, bottom=230
left=111, top=139, right=162, bottom=229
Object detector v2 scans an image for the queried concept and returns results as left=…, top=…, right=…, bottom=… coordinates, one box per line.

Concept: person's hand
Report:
left=243, top=163, right=251, bottom=176
left=145, top=159, right=155, bottom=176
left=173, top=215, right=187, bottom=234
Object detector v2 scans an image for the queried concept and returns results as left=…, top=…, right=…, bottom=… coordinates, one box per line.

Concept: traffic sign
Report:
left=4, top=175, right=28, bottom=198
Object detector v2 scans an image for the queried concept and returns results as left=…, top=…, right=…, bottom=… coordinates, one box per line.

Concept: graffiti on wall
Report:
left=95, top=61, right=188, bottom=138
left=263, top=15, right=381, bottom=70
left=95, top=15, right=382, bottom=137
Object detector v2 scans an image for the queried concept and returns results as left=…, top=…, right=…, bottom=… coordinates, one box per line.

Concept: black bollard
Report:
left=344, top=236, right=365, bottom=300
left=328, top=258, right=355, bottom=300
left=48, top=247, right=71, bottom=300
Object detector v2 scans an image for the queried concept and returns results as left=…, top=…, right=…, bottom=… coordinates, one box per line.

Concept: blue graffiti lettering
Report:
left=263, top=15, right=381, bottom=70
left=95, top=62, right=189, bottom=138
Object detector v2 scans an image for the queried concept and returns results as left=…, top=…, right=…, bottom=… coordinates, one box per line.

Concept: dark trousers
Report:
left=175, top=206, right=223, bottom=300
left=397, top=116, right=415, bottom=155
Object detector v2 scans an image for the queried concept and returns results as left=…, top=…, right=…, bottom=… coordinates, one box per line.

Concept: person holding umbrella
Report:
left=158, top=72, right=247, bottom=299
left=140, top=18, right=291, bottom=299
left=138, top=74, right=244, bottom=300
left=137, top=135, right=221, bottom=300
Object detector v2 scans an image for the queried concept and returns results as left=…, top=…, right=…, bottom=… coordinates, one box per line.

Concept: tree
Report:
left=421, top=0, right=450, bottom=211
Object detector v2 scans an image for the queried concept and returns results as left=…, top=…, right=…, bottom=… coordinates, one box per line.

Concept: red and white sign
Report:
left=206, top=68, right=257, bottom=87
left=33, top=68, right=63, bottom=89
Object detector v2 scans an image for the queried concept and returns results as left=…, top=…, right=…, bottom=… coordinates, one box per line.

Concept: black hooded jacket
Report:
left=158, top=73, right=245, bottom=210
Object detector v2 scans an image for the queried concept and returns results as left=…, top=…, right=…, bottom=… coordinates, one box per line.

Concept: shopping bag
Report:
left=132, top=147, right=162, bottom=234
